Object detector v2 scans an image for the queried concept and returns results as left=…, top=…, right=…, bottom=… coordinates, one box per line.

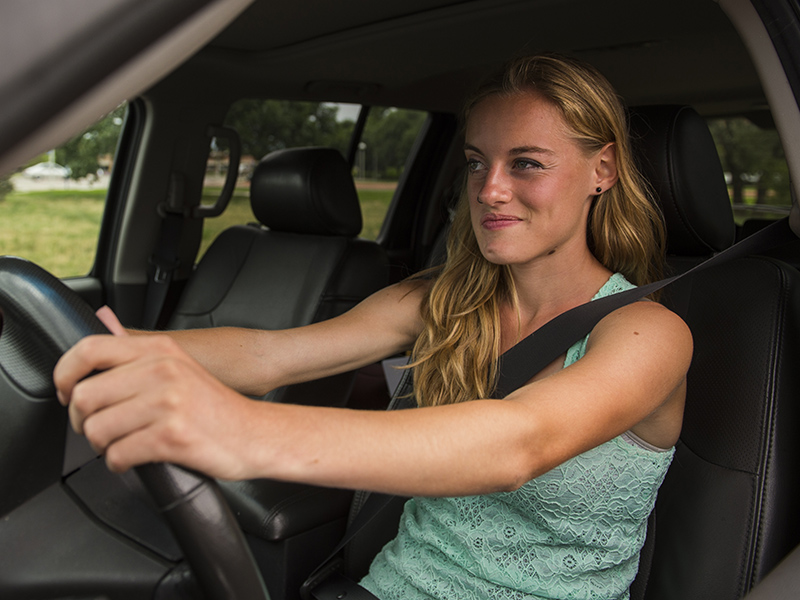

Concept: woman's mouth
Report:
left=481, top=214, right=522, bottom=231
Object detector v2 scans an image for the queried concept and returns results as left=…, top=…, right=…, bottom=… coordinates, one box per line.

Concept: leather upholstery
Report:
left=250, top=147, right=362, bottom=237
left=220, top=479, right=353, bottom=542
left=168, top=148, right=390, bottom=593
left=627, top=106, right=800, bottom=599
left=168, top=147, right=389, bottom=407
left=629, top=105, right=736, bottom=256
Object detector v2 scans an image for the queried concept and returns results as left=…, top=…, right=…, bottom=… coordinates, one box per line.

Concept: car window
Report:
left=0, top=105, right=125, bottom=278
left=357, top=106, right=428, bottom=239
left=707, top=115, right=792, bottom=226
left=198, top=100, right=427, bottom=258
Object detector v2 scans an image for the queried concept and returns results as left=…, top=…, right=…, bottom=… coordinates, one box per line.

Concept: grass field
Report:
left=0, top=184, right=395, bottom=278
left=0, top=189, right=107, bottom=277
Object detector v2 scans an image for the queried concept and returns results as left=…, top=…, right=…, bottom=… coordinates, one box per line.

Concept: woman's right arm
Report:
left=144, top=279, right=428, bottom=397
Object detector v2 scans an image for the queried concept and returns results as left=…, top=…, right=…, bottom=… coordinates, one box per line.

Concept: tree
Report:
left=225, top=100, right=353, bottom=159
left=362, top=108, right=426, bottom=179
left=708, top=117, right=790, bottom=206
left=224, top=99, right=427, bottom=181
left=56, top=105, right=126, bottom=180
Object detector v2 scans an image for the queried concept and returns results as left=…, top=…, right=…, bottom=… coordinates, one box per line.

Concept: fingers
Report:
left=63, top=339, right=187, bottom=434
left=55, top=306, right=127, bottom=406
left=95, top=305, right=128, bottom=336
left=52, top=325, right=259, bottom=479
left=78, top=378, right=182, bottom=467
left=54, top=333, right=180, bottom=407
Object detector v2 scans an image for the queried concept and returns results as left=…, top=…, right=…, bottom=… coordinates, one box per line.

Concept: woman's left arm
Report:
left=246, top=301, right=692, bottom=495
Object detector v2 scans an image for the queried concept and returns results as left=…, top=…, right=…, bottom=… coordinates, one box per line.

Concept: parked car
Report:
left=1, top=0, right=800, bottom=599
left=21, top=162, right=71, bottom=179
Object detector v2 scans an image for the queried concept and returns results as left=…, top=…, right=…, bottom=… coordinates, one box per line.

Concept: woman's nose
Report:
left=477, top=167, right=512, bottom=205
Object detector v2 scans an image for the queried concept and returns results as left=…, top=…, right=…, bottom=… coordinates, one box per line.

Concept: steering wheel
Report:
left=0, top=256, right=270, bottom=600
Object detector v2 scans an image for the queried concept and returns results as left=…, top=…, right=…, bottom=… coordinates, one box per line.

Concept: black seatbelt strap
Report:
left=496, top=217, right=797, bottom=396
left=142, top=212, right=182, bottom=330
left=142, top=173, right=186, bottom=330
left=301, top=493, right=396, bottom=600
left=304, top=216, right=798, bottom=600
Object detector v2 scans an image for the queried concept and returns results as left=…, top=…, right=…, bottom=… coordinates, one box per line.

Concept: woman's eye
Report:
left=466, top=158, right=485, bottom=174
left=513, top=158, right=542, bottom=170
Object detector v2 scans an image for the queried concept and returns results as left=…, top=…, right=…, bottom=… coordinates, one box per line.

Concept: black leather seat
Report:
left=628, top=105, right=800, bottom=599
left=168, top=146, right=389, bottom=407
left=335, top=106, right=800, bottom=598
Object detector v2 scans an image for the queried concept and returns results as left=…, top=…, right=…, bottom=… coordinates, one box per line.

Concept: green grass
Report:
left=355, top=187, right=395, bottom=240
left=0, top=189, right=106, bottom=277
left=0, top=185, right=396, bottom=278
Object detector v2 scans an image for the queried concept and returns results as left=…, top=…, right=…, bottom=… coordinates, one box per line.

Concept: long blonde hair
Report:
left=410, top=53, right=666, bottom=408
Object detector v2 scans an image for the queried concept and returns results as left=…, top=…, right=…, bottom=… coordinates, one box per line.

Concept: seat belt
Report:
left=303, top=216, right=799, bottom=600
left=496, top=216, right=797, bottom=396
left=142, top=212, right=182, bottom=330
left=142, top=173, right=186, bottom=330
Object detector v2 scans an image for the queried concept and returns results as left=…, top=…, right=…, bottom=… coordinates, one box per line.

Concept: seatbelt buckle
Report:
left=148, top=255, right=180, bottom=284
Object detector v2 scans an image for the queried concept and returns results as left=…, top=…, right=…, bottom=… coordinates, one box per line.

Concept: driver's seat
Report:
left=625, top=105, right=800, bottom=599
left=332, top=105, right=800, bottom=600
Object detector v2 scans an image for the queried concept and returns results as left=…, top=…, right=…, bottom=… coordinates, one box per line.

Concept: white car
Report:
left=22, top=161, right=71, bottom=179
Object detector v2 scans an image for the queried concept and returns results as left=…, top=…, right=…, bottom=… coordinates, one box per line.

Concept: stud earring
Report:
left=596, top=187, right=602, bottom=194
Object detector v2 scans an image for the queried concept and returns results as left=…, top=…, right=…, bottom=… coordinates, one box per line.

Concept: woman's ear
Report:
left=594, top=142, right=618, bottom=193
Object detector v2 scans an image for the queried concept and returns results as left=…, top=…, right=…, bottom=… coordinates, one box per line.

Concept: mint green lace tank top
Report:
left=361, top=273, right=675, bottom=600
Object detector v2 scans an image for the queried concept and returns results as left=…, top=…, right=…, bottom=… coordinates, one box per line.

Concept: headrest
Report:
left=250, top=147, right=363, bottom=237
left=628, top=105, right=736, bottom=256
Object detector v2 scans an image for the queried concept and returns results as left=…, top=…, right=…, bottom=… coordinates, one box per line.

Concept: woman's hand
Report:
left=54, top=308, right=264, bottom=480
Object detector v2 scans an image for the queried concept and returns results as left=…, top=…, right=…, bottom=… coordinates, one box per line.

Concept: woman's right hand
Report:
left=54, top=313, right=268, bottom=480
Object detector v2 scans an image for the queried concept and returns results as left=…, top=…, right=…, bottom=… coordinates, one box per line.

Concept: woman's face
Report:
left=464, top=92, right=615, bottom=270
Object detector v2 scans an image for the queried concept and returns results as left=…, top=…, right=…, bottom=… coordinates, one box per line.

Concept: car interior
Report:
left=2, top=0, right=800, bottom=599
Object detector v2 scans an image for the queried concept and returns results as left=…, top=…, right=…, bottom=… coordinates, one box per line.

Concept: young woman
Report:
left=54, top=53, right=692, bottom=599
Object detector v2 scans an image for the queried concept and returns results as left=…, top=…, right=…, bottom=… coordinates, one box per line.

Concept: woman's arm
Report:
left=127, top=279, right=428, bottom=396
left=223, top=301, right=692, bottom=495
left=54, top=298, right=691, bottom=497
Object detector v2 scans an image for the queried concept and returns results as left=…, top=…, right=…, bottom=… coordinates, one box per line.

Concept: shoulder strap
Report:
left=142, top=211, right=182, bottom=330
left=143, top=173, right=189, bottom=330
left=495, top=217, right=796, bottom=397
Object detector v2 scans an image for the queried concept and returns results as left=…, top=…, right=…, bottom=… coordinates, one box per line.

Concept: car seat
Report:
left=626, top=105, right=800, bottom=600
left=328, top=106, right=800, bottom=599
left=167, top=146, right=389, bottom=407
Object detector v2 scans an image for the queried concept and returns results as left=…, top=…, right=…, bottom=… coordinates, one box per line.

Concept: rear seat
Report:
left=168, top=146, right=389, bottom=407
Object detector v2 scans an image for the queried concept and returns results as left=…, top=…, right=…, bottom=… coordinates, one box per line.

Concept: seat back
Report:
left=629, top=105, right=800, bottom=599
left=330, top=108, right=800, bottom=598
left=168, top=147, right=389, bottom=407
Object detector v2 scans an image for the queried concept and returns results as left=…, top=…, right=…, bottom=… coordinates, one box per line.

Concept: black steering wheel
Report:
left=0, top=256, right=270, bottom=600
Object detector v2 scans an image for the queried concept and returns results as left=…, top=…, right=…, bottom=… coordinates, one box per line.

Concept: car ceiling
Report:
left=161, top=0, right=762, bottom=118
left=0, top=0, right=768, bottom=178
